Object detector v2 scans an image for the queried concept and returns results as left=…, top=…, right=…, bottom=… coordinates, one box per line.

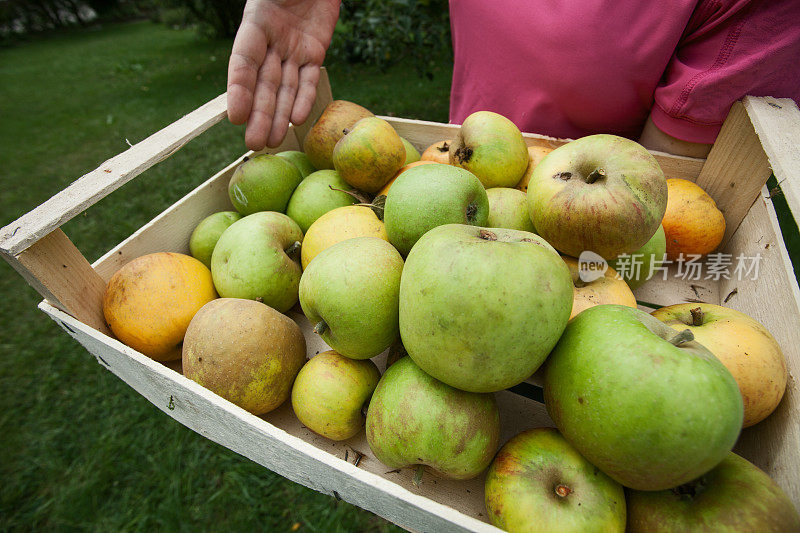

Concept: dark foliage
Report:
left=328, top=0, right=452, bottom=77
left=156, top=0, right=244, bottom=37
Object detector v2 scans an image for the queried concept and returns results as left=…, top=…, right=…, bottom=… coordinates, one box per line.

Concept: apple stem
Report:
left=690, top=307, right=705, bottom=327
left=313, top=320, right=328, bottom=336
left=555, top=484, right=572, bottom=498
left=585, top=168, right=606, bottom=184
left=412, top=465, right=424, bottom=488
left=284, top=241, right=301, bottom=259
left=328, top=185, right=371, bottom=204
left=668, top=329, right=695, bottom=346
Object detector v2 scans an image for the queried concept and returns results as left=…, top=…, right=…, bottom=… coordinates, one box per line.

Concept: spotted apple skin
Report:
left=365, top=356, right=500, bottom=480
left=528, top=134, right=667, bottom=259
left=486, top=428, right=626, bottom=533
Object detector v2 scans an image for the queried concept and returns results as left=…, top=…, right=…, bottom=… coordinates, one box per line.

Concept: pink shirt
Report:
left=449, top=0, right=800, bottom=143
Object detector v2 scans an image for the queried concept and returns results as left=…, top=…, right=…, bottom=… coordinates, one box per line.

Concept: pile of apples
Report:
left=101, top=100, right=798, bottom=532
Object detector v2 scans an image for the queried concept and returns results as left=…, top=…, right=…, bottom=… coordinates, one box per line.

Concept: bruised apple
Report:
left=528, top=135, right=667, bottom=259
left=183, top=298, right=306, bottom=415
left=366, top=356, right=500, bottom=480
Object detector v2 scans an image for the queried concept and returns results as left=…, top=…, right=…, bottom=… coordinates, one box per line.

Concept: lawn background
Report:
left=0, top=20, right=450, bottom=531
left=2, top=18, right=799, bottom=532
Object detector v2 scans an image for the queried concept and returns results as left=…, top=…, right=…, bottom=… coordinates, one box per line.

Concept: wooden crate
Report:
left=2, top=70, right=800, bottom=532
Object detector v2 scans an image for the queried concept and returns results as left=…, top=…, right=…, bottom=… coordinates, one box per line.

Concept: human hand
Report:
left=227, top=0, right=341, bottom=150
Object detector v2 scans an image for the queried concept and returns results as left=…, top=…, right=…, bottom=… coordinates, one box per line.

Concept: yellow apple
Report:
left=515, top=145, right=554, bottom=193
left=561, top=255, right=637, bottom=320
left=651, top=303, right=787, bottom=427
left=300, top=205, right=388, bottom=269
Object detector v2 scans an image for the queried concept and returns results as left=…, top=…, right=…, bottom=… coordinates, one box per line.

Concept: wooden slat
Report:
left=695, top=101, right=773, bottom=247
left=385, top=117, right=705, bottom=182
left=292, top=67, right=334, bottom=148
left=4, top=229, right=109, bottom=333
left=722, top=188, right=800, bottom=507
left=742, top=96, right=800, bottom=224
left=0, top=94, right=229, bottom=257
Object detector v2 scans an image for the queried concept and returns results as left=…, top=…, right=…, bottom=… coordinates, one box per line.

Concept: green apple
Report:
left=626, top=452, right=800, bottom=532
left=211, top=212, right=303, bottom=313
left=485, top=428, right=626, bottom=533
left=384, top=164, right=489, bottom=256
left=285, top=169, right=357, bottom=233
left=333, top=116, right=406, bottom=194
left=299, top=237, right=403, bottom=359
left=400, top=137, right=421, bottom=165
left=449, top=110, right=529, bottom=188
left=228, top=154, right=303, bottom=215
left=486, top=187, right=536, bottom=233
left=528, top=135, right=667, bottom=259
left=365, top=356, right=500, bottom=480
left=291, top=350, right=380, bottom=441
left=608, top=225, right=666, bottom=289
left=400, top=224, right=573, bottom=392
left=544, top=304, right=743, bottom=491
left=183, top=298, right=306, bottom=415
left=189, top=211, right=242, bottom=268
left=275, top=150, right=317, bottom=178
left=302, top=100, right=374, bottom=170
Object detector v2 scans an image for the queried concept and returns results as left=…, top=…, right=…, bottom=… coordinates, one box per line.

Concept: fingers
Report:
left=291, top=64, right=321, bottom=127
left=267, top=60, right=300, bottom=148
left=227, top=20, right=267, bottom=125
left=244, top=50, right=281, bottom=151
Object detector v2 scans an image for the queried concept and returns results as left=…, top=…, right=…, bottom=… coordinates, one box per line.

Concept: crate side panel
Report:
left=632, top=262, right=720, bottom=310
left=721, top=191, right=800, bottom=508
left=40, top=302, right=501, bottom=533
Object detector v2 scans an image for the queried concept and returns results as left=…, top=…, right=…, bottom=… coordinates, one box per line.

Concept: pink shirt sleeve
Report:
left=652, top=0, right=800, bottom=144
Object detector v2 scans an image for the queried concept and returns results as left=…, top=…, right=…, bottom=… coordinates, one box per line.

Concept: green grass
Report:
left=0, top=20, right=451, bottom=531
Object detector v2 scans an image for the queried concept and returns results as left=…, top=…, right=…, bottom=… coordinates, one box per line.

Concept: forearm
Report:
left=638, top=115, right=712, bottom=159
